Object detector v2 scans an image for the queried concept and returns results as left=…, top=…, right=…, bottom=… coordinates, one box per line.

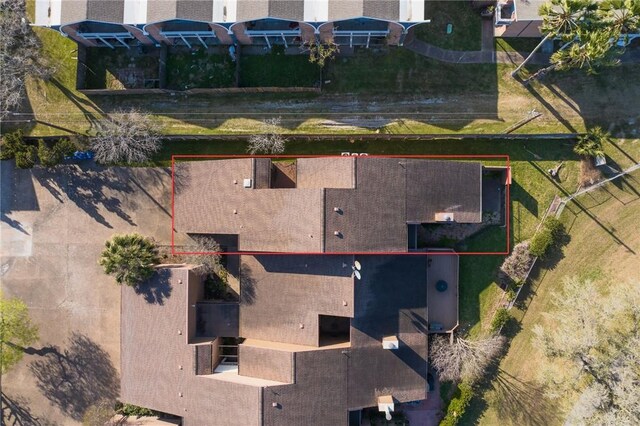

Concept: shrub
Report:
left=204, top=273, right=227, bottom=300
left=55, top=137, right=78, bottom=157
left=506, top=288, right=517, bottom=302
left=499, top=241, right=534, bottom=286
left=115, top=402, right=156, bottom=417
left=544, top=217, right=565, bottom=238
left=530, top=218, right=566, bottom=258
left=0, top=129, right=25, bottom=160
left=99, top=234, right=159, bottom=286
left=529, top=227, right=554, bottom=257
left=491, top=308, right=511, bottom=332
left=82, top=399, right=115, bottom=425
left=37, top=139, right=63, bottom=167
left=14, top=145, right=36, bottom=169
left=440, top=381, right=474, bottom=426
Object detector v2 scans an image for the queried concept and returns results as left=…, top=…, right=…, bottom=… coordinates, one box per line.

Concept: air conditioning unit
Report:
left=435, top=212, right=455, bottom=222
left=243, top=178, right=252, bottom=188
left=382, top=336, right=399, bottom=350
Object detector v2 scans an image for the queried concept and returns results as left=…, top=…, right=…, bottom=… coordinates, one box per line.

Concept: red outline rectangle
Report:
left=171, top=154, right=510, bottom=256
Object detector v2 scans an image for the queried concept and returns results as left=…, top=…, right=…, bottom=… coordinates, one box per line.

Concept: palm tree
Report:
left=512, top=0, right=598, bottom=77
left=525, top=28, right=620, bottom=81
left=599, top=0, right=640, bottom=44
left=574, top=126, right=609, bottom=158
left=99, top=234, right=159, bottom=286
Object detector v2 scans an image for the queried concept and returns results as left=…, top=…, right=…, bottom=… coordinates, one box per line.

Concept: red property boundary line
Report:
left=171, top=154, right=511, bottom=256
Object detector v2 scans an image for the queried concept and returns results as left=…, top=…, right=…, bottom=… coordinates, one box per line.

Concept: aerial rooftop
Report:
left=121, top=252, right=459, bottom=425
left=174, top=157, right=483, bottom=253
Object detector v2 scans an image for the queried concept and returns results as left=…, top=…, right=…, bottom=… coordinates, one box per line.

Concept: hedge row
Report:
left=1, top=130, right=77, bottom=168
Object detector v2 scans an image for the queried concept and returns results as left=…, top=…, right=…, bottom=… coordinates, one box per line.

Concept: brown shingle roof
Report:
left=122, top=253, right=438, bottom=424
left=297, top=157, right=355, bottom=189
left=120, top=267, right=263, bottom=426
left=239, top=255, right=354, bottom=346
left=175, top=158, right=483, bottom=253
left=174, top=159, right=324, bottom=252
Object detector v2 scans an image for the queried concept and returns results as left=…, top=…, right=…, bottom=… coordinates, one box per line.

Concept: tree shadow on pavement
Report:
left=1, top=393, right=59, bottom=426
left=28, top=332, right=119, bottom=421
left=32, top=164, right=136, bottom=229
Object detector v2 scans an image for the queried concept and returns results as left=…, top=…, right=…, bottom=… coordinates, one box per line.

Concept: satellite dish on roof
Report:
left=354, top=270, right=362, bottom=280
left=354, top=260, right=362, bottom=271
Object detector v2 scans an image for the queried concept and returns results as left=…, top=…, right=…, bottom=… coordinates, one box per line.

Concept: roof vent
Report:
left=435, top=212, right=455, bottom=222
left=382, top=336, right=399, bottom=350
left=243, top=178, right=252, bottom=188
left=334, top=231, right=342, bottom=237
left=333, top=207, right=342, bottom=213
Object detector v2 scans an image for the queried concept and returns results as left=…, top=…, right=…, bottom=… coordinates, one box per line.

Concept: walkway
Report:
left=403, top=22, right=640, bottom=65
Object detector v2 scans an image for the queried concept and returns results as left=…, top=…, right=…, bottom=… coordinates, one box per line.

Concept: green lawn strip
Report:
left=495, top=37, right=543, bottom=53
left=240, top=47, right=320, bottom=87
left=166, top=48, right=235, bottom=90
left=413, top=1, right=482, bottom=51
left=325, top=49, right=497, bottom=94
left=468, top=170, right=640, bottom=425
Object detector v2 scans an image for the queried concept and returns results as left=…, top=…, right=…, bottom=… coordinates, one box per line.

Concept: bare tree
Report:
left=430, top=334, right=506, bottom=383
left=247, top=117, right=286, bottom=155
left=0, top=0, right=54, bottom=119
left=533, top=277, right=640, bottom=424
left=498, top=241, right=534, bottom=286
left=183, top=235, right=222, bottom=276
left=91, top=109, right=161, bottom=164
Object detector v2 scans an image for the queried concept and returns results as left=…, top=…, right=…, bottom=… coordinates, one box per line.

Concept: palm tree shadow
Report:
left=134, top=268, right=173, bottom=305
left=28, top=332, right=119, bottom=421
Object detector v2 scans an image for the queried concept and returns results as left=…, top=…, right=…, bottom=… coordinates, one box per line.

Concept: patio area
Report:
left=426, top=252, right=459, bottom=333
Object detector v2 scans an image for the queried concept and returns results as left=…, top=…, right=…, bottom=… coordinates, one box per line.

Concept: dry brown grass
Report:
left=579, top=157, right=603, bottom=188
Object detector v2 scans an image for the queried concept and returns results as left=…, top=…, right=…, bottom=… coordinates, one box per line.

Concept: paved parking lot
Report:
left=1, top=161, right=174, bottom=425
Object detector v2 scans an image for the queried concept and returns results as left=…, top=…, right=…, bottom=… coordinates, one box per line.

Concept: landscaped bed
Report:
left=166, top=47, right=236, bottom=90
left=84, top=47, right=160, bottom=90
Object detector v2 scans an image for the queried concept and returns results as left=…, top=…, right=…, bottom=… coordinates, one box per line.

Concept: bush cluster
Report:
left=491, top=308, right=511, bottom=333
left=529, top=217, right=565, bottom=258
left=115, top=402, right=156, bottom=417
left=499, top=241, right=534, bottom=286
left=440, top=381, right=474, bottom=426
left=1, top=130, right=77, bottom=168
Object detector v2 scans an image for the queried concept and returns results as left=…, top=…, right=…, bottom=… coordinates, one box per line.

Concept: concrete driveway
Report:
left=1, top=161, right=173, bottom=425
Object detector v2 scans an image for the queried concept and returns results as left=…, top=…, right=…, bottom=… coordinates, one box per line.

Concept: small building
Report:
left=34, top=0, right=428, bottom=48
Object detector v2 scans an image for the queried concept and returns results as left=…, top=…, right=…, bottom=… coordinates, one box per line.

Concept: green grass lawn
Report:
left=465, top=169, right=640, bottom=425
left=18, top=21, right=640, bottom=138
left=325, top=48, right=497, bottom=93
left=495, top=37, right=543, bottom=53
left=413, top=1, right=482, bottom=51
left=240, top=46, right=320, bottom=87
left=166, top=48, right=236, bottom=90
